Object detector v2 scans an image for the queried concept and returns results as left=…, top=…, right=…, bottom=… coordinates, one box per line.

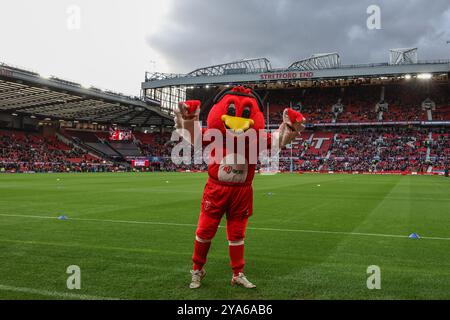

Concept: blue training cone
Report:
left=408, top=233, right=420, bottom=239
left=57, top=215, right=68, bottom=220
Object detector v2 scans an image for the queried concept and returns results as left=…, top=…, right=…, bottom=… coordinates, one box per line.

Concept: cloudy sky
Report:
left=1, top=0, right=449, bottom=95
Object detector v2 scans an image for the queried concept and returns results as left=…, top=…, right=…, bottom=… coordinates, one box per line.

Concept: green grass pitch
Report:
left=0, top=172, right=449, bottom=300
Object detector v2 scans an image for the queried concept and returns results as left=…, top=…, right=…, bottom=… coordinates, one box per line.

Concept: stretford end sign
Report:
left=259, top=71, right=314, bottom=80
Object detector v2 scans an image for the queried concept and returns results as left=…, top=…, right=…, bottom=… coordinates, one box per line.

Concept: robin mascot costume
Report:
left=174, top=86, right=306, bottom=288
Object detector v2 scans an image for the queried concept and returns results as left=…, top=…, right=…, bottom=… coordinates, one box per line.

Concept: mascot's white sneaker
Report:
left=231, top=273, right=256, bottom=289
left=189, top=269, right=206, bottom=289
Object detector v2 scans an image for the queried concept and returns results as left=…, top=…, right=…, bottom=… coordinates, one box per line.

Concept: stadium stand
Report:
left=0, top=128, right=113, bottom=173
left=63, top=129, right=122, bottom=159
left=264, top=84, right=449, bottom=124
left=1, top=59, right=449, bottom=175
left=1, top=125, right=449, bottom=174
left=108, top=141, right=142, bottom=157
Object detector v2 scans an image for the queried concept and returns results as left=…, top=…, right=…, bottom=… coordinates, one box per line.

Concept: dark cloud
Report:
left=146, top=0, right=450, bottom=73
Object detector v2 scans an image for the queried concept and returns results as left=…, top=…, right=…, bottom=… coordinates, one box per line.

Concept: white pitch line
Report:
left=0, top=213, right=198, bottom=228
left=0, top=284, right=119, bottom=300
left=1, top=213, right=449, bottom=241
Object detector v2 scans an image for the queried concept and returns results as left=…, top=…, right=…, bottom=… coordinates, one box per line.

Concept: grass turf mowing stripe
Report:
left=1, top=213, right=450, bottom=241
left=0, top=284, right=119, bottom=300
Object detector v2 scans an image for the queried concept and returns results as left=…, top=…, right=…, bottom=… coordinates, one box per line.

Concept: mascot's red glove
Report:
left=174, top=100, right=202, bottom=144
left=277, top=108, right=306, bottom=148
left=174, top=100, right=201, bottom=127
left=175, top=100, right=201, bottom=122
left=184, top=100, right=201, bottom=115
left=287, top=109, right=306, bottom=125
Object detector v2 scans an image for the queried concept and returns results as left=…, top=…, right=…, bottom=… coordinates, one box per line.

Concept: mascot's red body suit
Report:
left=174, top=86, right=305, bottom=289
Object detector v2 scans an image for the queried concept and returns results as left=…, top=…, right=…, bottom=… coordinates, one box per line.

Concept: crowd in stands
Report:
left=1, top=125, right=448, bottom=174
left=134, top=132, right=172, bottom=158
left=131, top=126, right=448, bottom=174
left=322, top=127, right=430, bottom=172
left=0, top=129, right=113, bottom=173
left=264, top=84, right=449, bottom=125
left=288, top=126, right=448, bottom=173
left=1, top=83, right=449, bottom=174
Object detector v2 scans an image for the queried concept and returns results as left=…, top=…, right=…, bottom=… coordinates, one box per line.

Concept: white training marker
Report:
left=317, top=184, right=321, bottom=187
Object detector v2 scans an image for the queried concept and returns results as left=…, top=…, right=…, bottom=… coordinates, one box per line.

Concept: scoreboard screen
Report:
left=131, top=159, right=149, bottom=167
left=109, top=129, right=133, bottom=141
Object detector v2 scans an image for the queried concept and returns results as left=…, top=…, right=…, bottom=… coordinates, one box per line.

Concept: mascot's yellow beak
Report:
left=221, top=115, right=254, bottom=134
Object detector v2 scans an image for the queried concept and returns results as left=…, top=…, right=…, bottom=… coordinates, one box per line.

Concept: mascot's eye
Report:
left=227, top=104, right=236, bottom=116
left=242, top=107, right=251, bottom=118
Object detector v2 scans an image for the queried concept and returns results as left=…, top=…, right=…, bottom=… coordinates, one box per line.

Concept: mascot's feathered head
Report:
left=207, top=86, right=266, bottom=134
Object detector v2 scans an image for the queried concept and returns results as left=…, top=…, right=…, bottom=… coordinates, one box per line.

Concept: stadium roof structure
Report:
left=389, top=48, right=418, bottom=65
left=142, top=52, right=450, bottom=90
left=186, top=58, right=272, bottom=77
left=0, top=62, right=173, bottom=126
left=288, top=53, right=341, bottom=70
